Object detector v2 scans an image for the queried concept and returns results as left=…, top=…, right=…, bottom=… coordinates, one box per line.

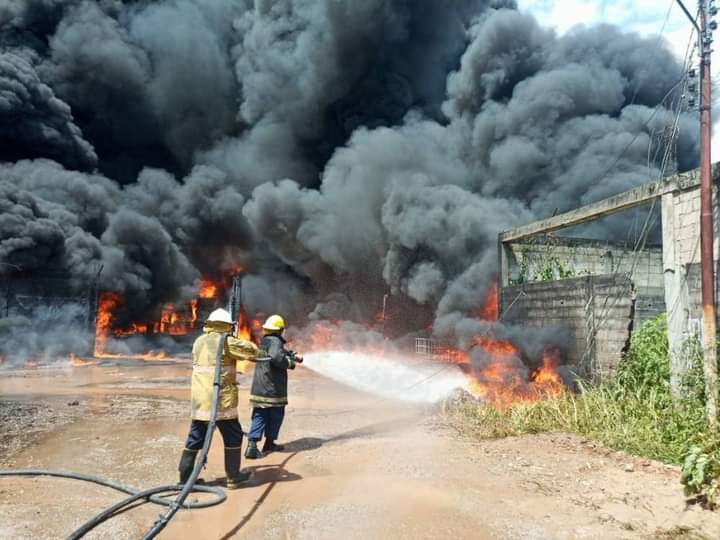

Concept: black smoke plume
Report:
left=0, top=0, right=697, bottom=363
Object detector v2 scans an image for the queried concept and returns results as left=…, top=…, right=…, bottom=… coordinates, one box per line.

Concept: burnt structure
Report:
left=0, top=269, right=100, bottom=358
left=498, top=164, right=720, bottom=387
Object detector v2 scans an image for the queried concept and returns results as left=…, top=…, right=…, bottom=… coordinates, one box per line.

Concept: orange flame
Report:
left=296, top=314, right=560, bottom=408
left=113, top=323, right=148, bottom=338
left=190, top=299, right=198, bottom=328
left=410, top=281, right=566, bottom=407
left=465, top=282, right=564, bottom=405
left=234, top=311, right=260, bottom=343
left=472, top=335, right=517, bottom=355
left=294, top=319, right=397, bottom=359
left=159, top=304, right=195, bottom=336
left=530, top=347, right=564, bottom=396
left=95, top=350, right=167, bottom=361
left=70, top=354, right=97, bottom=367
left=94, top=292, right=169, bottom=360
left=236, top=310, right=251, bottom=341
left=94, top=292, right=122, bottom=356
left=301, top=320, right=341, bottom=351
left=94, top=267, right=246, bottom=352
left=479, top=282, right=499, bottom=321
left=457, top=339, right=565, bottom=407
left=198, top=279, right=218, bottom=299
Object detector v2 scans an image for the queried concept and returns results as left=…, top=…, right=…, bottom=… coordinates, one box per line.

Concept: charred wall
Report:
left=498, top=166, right=720, bottom=386
left=0, top=272, right=98, bottom=360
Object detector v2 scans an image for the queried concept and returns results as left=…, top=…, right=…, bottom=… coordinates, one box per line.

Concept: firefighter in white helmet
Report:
left=177, top=308, right=258, bottom=489
left=245, top=314, right=303, bottom=459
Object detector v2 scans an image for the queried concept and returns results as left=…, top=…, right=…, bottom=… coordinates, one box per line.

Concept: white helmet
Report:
left=207, top=308, right=233, bottom=325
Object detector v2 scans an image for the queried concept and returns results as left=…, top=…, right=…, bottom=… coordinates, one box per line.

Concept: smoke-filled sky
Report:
left=0, top=0, right=701, bottom=357
left=520, top=0, right=718, bottom=151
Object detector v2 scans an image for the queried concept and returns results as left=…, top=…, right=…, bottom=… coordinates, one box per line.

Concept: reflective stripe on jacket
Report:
left=191, top=322, right=258, bottom=421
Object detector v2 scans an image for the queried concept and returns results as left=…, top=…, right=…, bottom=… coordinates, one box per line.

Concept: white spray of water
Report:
left=302, top=351, right=470, bottom=403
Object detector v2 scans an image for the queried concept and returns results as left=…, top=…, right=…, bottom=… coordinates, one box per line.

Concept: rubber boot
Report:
left=178, top=448, right=198, bottom=484
left=262, top=440, right=285, bottom=453
left=244, top=439, right=263, bottom=460
left=225, top=448, right=251, bottom=489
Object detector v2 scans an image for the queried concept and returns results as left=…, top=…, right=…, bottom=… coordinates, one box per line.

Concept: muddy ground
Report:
left=0, top=360, right=718, bottom=540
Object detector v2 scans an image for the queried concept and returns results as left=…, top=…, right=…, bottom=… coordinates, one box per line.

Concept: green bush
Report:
left=614, top=315, right=670, bottom=398
left=681, top=437, right=720, bottom=509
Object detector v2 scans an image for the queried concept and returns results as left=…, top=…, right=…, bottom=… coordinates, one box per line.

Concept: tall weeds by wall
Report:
left=448, top=315, right=720, bottom=507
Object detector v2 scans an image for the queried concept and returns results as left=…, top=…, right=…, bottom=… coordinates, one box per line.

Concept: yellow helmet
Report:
left=262, top=314, right=285, bottom=331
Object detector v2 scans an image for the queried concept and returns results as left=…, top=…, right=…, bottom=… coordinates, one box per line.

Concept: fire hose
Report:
left=0, top=332, right=231, bottom=539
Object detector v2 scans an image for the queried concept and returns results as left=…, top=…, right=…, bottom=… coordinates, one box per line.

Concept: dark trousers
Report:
left=185, top=419, right=244, bottom=450
left=247, top=406, right=285, bottom=442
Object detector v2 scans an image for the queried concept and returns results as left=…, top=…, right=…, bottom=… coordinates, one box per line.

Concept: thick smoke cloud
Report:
left=0, top=0, right=698, bottom=363
left=0, top=180, right=67, bottom=271
left=0, top=49, right=96, bottom=169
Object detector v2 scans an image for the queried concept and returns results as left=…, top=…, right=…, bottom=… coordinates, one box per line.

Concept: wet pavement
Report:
left=1, top=360, right=719, bottom=540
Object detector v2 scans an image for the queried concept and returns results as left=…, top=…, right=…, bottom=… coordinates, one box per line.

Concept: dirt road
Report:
left=1, top=360, right=718, bottom=539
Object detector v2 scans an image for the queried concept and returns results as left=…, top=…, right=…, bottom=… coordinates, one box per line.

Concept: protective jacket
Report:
left=249, top=334, right=296, bottom=408
left=191, top=322, right=258, bottom=421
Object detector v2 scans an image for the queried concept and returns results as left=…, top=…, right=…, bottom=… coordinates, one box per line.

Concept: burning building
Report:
left=497, top=164, right=720, bottom=393
left=0, top=270, right=100, bottom=363
left=0, top=0, right=699, bottom=400
left=92, top=272, right=259, bottom=359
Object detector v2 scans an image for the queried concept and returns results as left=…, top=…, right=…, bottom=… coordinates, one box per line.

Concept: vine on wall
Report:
left=510, top=235, right=580, bottom=284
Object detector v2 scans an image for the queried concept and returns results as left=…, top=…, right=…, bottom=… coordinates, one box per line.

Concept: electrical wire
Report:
left=578, top=20, right=697, bottom=208
left=629, top=0, right=679, bottom=104
left=518, top=19, right=700, bottom=377
left=592, top=24, right=697, bottom=319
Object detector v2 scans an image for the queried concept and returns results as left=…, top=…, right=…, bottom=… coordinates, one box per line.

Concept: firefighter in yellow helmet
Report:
left=178, top=308, right=258, bottom=489
left=245, top=314, right=303, bottom=459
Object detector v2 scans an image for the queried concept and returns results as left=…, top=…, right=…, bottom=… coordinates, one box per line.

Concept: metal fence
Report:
left=414, top=337, right=461, bottom=362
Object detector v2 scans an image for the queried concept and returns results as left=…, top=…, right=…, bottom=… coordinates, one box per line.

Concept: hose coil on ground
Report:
left=0, top=469, right=226, bottom=539
left=0, top=332, right=232, bottom=539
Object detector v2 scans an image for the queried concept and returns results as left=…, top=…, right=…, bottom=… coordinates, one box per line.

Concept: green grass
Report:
left=451, top=383, right=706, bottom=463
left=447, top=314, right=720, bottom=506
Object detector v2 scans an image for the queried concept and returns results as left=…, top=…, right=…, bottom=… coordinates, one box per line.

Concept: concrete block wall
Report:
left=502, top=180, right=718, bottom=382
left=592, top=277, right=636, bottom=378
left=665, top=184, right=720, bottom=338
left=498, top=166, right=720, bottom=385
left=671, top=186, right=720, bottom=267
left=501, top=274, right=634, bottom=381
left=506, top=238, right=664, bottom=327
left=678, top=262, right=720, bottom=328
left=507, top=239, right=663, bottom=287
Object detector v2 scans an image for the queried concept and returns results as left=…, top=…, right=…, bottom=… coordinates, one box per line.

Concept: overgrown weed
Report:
left=448, top=315, right=720, bottom=506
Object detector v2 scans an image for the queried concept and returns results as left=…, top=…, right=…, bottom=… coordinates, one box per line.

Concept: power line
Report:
left=630, top=0, right=680, bottom=104
left=571, top=19, right=700, bottom=376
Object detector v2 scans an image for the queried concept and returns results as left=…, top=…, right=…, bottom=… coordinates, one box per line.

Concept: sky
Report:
left=518, top=0, right=720, bottom=157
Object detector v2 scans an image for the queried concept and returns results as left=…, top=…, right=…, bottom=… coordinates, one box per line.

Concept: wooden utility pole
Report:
left=677, top=0, right=718, bottom=426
